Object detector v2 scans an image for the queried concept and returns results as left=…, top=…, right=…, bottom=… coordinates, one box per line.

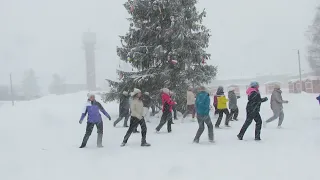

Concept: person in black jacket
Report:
left=114, top=91, right=130, bottom=127
left=237, top=82, right=268, bottom=141
left=142, top=92, right=152, bottom=122
left=170, top=91, right=178, bottom=120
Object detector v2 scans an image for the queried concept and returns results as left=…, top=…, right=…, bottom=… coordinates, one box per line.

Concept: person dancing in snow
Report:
left=114, top=91, right=130, bottom=127
left=237, top=82, right=268, bottom=141
left=142, top=92, right=152, bottom=123
left=182, top=87, right=196, bottom=122
left=79, top=93, right=111, bottom=148
left=228, top=87, right=240, bottom=121
left=121, top=88, right=150, bottom=147
left=193, top=86, right=214, bottom=143
left=264, top=84, right=288, bottom=128
left=215, top=86, right=231, bottom=128
left=156, top=88, right=175, bottom=133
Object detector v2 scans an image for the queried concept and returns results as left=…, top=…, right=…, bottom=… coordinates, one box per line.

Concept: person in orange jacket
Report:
left=215, top=86, right=231, bottom=128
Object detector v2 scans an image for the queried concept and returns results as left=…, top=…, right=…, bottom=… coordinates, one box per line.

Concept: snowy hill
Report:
left=1, top=92, right=320, bottom=180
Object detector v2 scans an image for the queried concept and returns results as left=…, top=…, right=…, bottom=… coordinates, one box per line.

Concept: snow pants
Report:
left=123, top=117, right=147, bottom=144
left=143, top=107, right=150, bottom=122
left=172, top=104, right=178, bottom=119
left=183, top=104, right=195, bottom=118
left=114, top=112, right=130, bottom=127
left=81, top=121, right=103, bottom=147
left=238, top=112, right=262, bottom=139
left=215, top=108, right=230, bottom=127
left=156, top=111, right=172, bottom=132
left=230, top=108, right=239, bottom=120
left=194, top=115, right=214, bottom=141
left=266, top=109, right=284, bottom=126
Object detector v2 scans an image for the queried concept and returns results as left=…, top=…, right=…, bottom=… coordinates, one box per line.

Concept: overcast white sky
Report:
left=0, top=0, right=319, bottom=90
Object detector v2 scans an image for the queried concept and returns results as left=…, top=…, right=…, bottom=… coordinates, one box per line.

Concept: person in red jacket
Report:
left=156, top=88, right=176, bottom=133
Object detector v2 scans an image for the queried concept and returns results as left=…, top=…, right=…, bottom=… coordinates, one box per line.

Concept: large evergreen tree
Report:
left=307, top=6, right=320, bottom=75
left=106, top=0, right=217, bottom=111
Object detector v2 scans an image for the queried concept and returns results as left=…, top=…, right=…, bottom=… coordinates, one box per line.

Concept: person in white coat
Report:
left=121, top=88, right=150, bottom=147
left=182, top=87, right=196, bottom=122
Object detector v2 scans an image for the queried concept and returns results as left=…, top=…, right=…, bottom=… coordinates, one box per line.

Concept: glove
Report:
left=284, top=100, right=289, bottom=103
left=108, top=116, right=112, bottom=121
left=262, top=97, right=268, bottom=101
left=79, top=120, right=83, bottom=124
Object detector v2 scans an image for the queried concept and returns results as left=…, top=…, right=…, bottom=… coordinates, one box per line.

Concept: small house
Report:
left=303, top=76, right=320, bottom=93
left=289, top=76, right=320, bottom=93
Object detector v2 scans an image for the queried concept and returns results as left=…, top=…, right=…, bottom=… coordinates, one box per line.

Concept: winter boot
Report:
left=120, top=142, right=126, bottom=147
left=193, top=139, right=199, bottom=143
left=141, top=142, right=151, bottom=147
left=237, top=134, right=243, bottom=140
left=225, top=124, right=231, bottom=128
left=209, top=139, right=215, bottom=143
left=123, top=125, right=129, bottom=128
left=79, top=144, right=86, bottom=148
left=215, top=125, right=220, bottom=129
left=255, top=137, right=261, bottom=141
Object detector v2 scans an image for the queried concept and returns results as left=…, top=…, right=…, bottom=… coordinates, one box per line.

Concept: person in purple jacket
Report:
left=317, top=95, right=320, bottom=104
left=79, top=93, right=111, bottom=148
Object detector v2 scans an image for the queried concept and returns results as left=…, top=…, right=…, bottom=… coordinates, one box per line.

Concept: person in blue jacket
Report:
left=79, top=93, right=111, bottom=148
left=193, top=86, right=214, bottom=143
left=317, top=95, right=320, bottom=104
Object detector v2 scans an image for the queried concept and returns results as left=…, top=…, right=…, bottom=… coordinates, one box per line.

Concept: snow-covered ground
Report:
left=1, top=92, right=320, bottom=180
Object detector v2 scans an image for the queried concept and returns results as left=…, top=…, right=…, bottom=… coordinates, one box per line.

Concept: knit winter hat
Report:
left=274, top=84, right=280, bottom=89
left=162, top=88, right=170, bottom=95
left=87, top=92, right=95, bottom=98
left=250, top=81, right=259, bottom=88
left=228, top=86, right=235, bottom=92
left=144, top=92, right=150, bottom=96
left=131, top=88, right=141, bottom=97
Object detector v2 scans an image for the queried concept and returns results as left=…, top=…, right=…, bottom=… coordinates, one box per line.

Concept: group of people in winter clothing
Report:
left=78, top=81, right=290, bottom=148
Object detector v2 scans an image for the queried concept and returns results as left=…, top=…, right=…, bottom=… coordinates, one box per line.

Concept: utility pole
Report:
left=10, top=73, right=14, bottom=106
left=298, top=50, right=302, bottom=93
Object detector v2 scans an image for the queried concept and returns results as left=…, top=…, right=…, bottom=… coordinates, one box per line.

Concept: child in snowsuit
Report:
left=114, top=91, right=130, bottom=127
left=193, top=86, right=214, bottom=143
left=228, top=88, right=240, bottom=121
left=121, top=88, right=150, bottom=147
left=79, top=93, right=111, bottom=148
left=237, top=82, right=268, bottom=141
left=156, top=88, right=175, bottom=133
left=264, top=84, right=288, bottom=128
left=215, top=86, right=231, bottom=128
